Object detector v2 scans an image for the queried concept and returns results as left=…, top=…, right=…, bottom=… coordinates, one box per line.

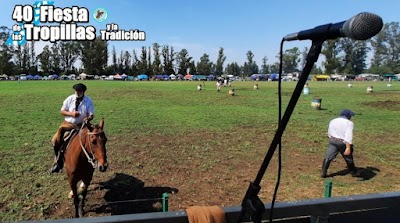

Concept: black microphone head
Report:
left=342, top=12, right=383, bottom=40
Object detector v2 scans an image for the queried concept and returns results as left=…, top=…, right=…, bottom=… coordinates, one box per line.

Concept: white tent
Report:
left=79, top=73, right=87, bottom=80
left=357, top=73, right=379, bottom=78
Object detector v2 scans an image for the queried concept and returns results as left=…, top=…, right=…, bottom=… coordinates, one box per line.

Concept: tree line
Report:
left=0, top=22, right=399, bottom=77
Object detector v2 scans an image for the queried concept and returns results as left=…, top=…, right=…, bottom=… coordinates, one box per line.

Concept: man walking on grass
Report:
left=321, top=109, right=359, bottom=178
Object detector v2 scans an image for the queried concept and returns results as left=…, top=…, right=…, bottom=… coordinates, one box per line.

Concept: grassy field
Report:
left=1, top=80, right=400, bottom=221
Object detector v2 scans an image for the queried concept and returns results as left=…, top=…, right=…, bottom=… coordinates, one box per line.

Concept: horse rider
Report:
left=51, top=83, right=94, bottom=173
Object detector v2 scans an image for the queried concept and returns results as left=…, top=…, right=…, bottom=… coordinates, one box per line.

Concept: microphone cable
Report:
left=269, top=39, right=285, bottom=223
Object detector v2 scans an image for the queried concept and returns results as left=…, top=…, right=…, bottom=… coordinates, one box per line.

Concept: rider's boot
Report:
left=51, top=143, right=62, bottom=173
left=321, top=158, right=331, bottom=178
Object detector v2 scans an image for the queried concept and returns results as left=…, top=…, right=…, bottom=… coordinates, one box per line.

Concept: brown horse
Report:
left=63, top=118, right=108, bottom=218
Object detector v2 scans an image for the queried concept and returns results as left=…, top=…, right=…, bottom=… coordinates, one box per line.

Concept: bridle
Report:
left=78, top=122, right=105, bottom=169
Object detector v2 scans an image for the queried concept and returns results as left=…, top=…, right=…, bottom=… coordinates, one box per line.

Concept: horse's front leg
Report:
left=79, top=184, right=88, bottom=217
left=79, top=177, right=92, bottom=217
left=68, top=175, right=80, bottom=218
left=70, top=184, right=80, bottom=218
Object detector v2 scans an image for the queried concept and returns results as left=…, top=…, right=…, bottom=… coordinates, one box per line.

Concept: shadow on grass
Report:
left=91, top=173, right=178, bottom=215
left=329, top=166, right=380, bottom=181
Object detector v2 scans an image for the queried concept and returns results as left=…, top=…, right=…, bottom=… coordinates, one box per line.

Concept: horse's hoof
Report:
left=50, top=164, right=60, bottom=173
left=78, top=208, right=84, bottom=218
left=68, top=191, right=74, bottom=199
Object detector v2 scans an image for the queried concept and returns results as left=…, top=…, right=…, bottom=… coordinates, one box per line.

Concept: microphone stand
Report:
left=236, top=39, right=325, bottom=223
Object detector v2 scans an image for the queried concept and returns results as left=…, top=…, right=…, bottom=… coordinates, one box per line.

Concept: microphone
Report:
left=283, top=12, right=383, bottom=41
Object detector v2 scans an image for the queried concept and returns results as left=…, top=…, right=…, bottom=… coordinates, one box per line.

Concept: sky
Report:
left=1, top=0, right=400, bottom=69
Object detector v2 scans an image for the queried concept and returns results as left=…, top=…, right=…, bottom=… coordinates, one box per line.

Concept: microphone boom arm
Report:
left=236, top=39, right=325, bottom=223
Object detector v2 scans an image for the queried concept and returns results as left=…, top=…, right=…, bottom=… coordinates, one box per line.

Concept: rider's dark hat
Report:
left=73, top=83, right=87, bottom=91
left=340, top=109, right=355, bottom=118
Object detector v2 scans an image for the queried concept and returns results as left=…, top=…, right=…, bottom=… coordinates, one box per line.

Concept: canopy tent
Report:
left=114, top=73, right=122, bottom=79
left=250, top=74, right=268, bottom=81
left=153, top=74, right=163, bottom=80
left=0, top=74, right=8, bottom=80
left=383, top=73, right=398, bottom=81
left=358, top=73, right=379, bottom=78
left=356, top=73, right=379, bottom=81
left=49, top=74, right=59, bottom=80
left=19, top=74, right=27, bottom=81
left=184, top=74, right=192, bottom=80
left=312, top=74, right=330, bottom=81
left=268, top=73, right=278, bottom=81
left=207, top=74, right=215, bottom=80
left=79, top=73, right=87, bottom=80
left=169, top=74, right=177, bottom=80
left=137, top=74, right=148, bottom=80
left=330, top=74, right=344, bottom=81
left=60, top=74, right=69, bottom=80
left=196, top=75, right=207, bottom=80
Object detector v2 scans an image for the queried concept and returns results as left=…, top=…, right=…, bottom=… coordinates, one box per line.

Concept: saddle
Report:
left=56, top=129, right=79, bottom=167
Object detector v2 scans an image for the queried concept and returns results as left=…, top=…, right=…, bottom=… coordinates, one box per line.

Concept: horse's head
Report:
left=85, top=118, right=108, bottom=172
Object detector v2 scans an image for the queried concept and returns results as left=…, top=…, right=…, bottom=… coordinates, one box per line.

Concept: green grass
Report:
left=1, top=80, right=400, bottom=221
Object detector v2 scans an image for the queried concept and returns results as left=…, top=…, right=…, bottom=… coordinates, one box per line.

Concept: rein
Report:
left=79, top=122, right=103, bottom=169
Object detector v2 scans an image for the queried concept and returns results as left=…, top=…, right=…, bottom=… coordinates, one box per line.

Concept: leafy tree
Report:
left=38, top=45, right=51, bottom=75
left=162, top=45, right=175, bottom=74
left=260, top=56, right=269, bottom=73
left=337, top=38, right=369, bottom=74
left=152, top=43, right=162, bottom=74
left=0, top=26, right=14, bottom=75
left=369, top=22, right=400, bottom=74
left=123, top=51, right=131, bottom=74
left=269, top=62, right=280, bottom=73
left=225, top=62, right=241, bottom=76
left=383, top=22, right=400, bottom=73
left=111, top=46, right=117, bottom=73
left=196, top=53, right=213, bottom=75
left=29, top=41, right=37, bottom=74
left=370, top=25, right=387, bottom=69
left=350, top=41, right=369, bottom=74
left=281, top=47, right=300, bottom=73
left=300, top=47, right=308, bottom=70
left=214, top=47, right=226, bottom=76
left=188, top=61, right=196, bottom=75
left=59, top=41, right=80, bottom=74
left=14, top=45, right=23, bottom=73
left=131, top=49, right=139, bottom=75
left=321, top=40, right=341, bottom=74
left=80, top=36, right=108, bottom=75
left=295, top=47, right=322, bottom=74
left=176, top=49, right=192, bottom=75
left=118, top=50, right=124, bottom=72
left=311, top=65, right=323, bottom=74
left=50, top=42, right=61, bottom=74
left=147, top=46, right=153, bottom=76
left=137, top=46, right=148, bottom=75
left=243, top=50, right=258, bottom=76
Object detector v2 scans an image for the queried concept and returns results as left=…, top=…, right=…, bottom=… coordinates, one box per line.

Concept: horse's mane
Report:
left=84, top=123, right=100, bottom=132
left=83, top=122, right=105, bottom=136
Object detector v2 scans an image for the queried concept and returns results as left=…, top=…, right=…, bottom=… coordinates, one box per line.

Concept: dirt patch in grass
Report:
left=42, top=128, right=400, bottom=220
left=362, top=100, right=400, bottom=111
